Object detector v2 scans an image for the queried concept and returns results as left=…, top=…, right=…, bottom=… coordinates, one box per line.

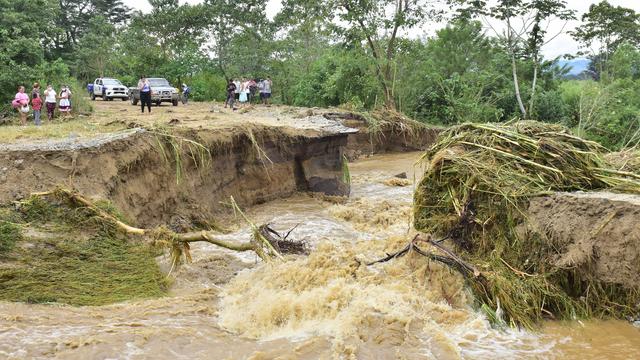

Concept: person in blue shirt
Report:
left=181, top=83, right=190, bottom=104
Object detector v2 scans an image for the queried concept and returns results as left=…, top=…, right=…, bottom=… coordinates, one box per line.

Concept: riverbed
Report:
left=0, top=152, right=638, bottom=359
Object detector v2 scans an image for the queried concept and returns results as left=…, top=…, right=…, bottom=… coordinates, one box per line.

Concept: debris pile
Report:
left=413, top=121, right=640, bottom=328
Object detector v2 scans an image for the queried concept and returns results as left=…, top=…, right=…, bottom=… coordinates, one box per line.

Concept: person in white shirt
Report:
left=239, top=79, right=250, bottom=104
left=261, top=77, right=272, bottom=105
left=233, top=79, right=241, bottom=101
left=44, top=84, right=57, bottom=122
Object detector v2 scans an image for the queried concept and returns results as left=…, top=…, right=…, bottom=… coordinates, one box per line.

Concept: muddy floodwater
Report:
left=1, top=152, right=638, bottom=359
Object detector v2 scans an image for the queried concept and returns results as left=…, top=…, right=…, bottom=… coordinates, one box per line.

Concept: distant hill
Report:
left=557, top=58, right=591, bottom=76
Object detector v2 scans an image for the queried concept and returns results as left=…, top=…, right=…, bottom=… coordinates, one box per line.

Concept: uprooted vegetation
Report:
left=0, top=196, right=167, bottom=305
left=412, top=121, right=640, bottom=328
left=605, top=148, right=640, bottom=174
left=360, top=108, right=431, bottom=141
left=0, top=188, right=308, bottom=306
left=325, top=107, right=439, bottom=157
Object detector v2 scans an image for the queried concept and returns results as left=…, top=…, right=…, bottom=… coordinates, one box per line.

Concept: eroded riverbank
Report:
left=1, top=151, right=638, bottom=359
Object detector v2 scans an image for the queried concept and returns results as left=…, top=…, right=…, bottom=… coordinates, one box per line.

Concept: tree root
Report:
left=259, top=224, right=309, bottom=255
left=30, top=188, right=299, bottom=267
left=367, top=234, right=482, bottom=279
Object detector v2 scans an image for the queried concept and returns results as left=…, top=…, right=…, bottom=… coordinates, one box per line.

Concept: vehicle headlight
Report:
left=172, top=88, right=178, bottom=93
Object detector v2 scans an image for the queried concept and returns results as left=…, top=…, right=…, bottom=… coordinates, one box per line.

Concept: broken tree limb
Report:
left=415, top=234, right=481, bottom=277
left=367, top=233, right=483, bottom=280
left=32, top=189, right=146, bottom=235
left=365, top=241, right=412, bottom=265
left=30, top=188, right=284, bottom=264
left=259, top=224, right=308, bottom=255
left=229, top=196, right=283, bottom=260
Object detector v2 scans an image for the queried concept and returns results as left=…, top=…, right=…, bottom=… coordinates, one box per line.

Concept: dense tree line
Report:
left=1, top=0, right=639, bottom=149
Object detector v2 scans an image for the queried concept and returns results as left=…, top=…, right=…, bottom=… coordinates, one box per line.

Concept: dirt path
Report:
left=0, top=101, right=357, bottom=145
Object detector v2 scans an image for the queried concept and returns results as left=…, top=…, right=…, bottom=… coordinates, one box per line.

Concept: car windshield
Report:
left=149, top=79, right=170, bottom=87
left=102, top=79, right=122, bottom=85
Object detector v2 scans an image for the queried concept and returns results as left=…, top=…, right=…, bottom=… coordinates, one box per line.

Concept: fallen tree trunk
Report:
left=31, top=188, right=285, bottom=265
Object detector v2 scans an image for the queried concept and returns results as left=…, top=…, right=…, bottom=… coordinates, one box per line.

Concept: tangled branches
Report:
left=30, top=188, right=301, bottom=270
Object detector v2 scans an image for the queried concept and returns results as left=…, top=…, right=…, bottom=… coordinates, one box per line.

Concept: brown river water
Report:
left=1, top=152, right=638, bottom=359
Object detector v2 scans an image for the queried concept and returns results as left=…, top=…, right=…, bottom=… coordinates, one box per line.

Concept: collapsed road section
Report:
left=0, top=116, right=358, bottom=227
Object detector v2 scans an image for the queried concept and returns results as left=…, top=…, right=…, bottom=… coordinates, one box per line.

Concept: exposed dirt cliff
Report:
left=0, top=125, right=350, bottom=227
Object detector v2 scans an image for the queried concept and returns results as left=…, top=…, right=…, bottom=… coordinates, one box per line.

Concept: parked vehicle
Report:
left=129, top=78, right=179, bottom=106
left=90, top=78, right=129, bottom=101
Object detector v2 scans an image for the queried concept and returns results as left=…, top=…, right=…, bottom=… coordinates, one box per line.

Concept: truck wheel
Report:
left=103, top=96, right=109, bottom=101
left=121, top=97, right=127, bottom=101
left=155, top=101, right=161, bottom=106
left=131, top=97, right=138, bottom=106
left=90, top=92, right=96, bottom=101
left=172, top=99, right=179, bottom=106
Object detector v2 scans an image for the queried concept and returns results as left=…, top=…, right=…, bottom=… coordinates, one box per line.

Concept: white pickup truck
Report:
left=90, top=78, right=129, bottom=101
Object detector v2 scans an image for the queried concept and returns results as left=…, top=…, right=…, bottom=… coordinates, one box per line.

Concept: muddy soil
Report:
left=0, top=102, right=437, bottom=228
left=527, top=191, right=640, bottom=289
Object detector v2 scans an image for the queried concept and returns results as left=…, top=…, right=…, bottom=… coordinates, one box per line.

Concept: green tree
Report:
left=397, top=21, right=510, bottom=124
left=0, top=0, right=59, bottom=108
left=129, top=0, right=214, bottom=84
left=51, top=0, right=131, bottom=59
left=334, top=0, right=442, bottom=109
left=571, top=1, right=640, bottom=79
left=609, top=43, right=640, bottom=80
left=453, top=0, right=574, bottom=118
left=204, top=0, right=270, bottom=80
left=74, top=16, right=117, bottom=81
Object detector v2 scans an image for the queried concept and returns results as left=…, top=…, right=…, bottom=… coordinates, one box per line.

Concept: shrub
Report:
left=0, top=221, right=21, bottom=254
left=187, top=71, right=227, bottom=102
left=534, top=90, right=569, bottom=123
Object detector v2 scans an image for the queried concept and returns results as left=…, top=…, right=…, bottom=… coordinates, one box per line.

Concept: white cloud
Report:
left=123, top=0, right=640, bottom=58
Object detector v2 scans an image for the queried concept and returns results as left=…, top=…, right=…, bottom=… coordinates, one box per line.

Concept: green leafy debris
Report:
left=414, top=120, right=640, bottom=328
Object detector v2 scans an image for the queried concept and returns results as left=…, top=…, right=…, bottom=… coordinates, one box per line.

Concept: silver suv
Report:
left=129, top=78, right=180, bottom=106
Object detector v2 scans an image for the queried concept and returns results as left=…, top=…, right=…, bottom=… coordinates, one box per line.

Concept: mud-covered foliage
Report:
left=0, top=196, right=167, bottom=306
left=0, top=220, right=21, bottom=255
left=360, top=108, right=433, bottom=141
left=414, top=121, right=640, bottom=328
left=605, top=148, right=640, bottom=174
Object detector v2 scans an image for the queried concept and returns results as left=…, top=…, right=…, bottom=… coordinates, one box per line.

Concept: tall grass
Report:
left=0, top=196, right=167, bottom=305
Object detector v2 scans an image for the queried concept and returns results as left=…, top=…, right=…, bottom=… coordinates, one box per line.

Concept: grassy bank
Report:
left=0, top=197, right=167, bottom=306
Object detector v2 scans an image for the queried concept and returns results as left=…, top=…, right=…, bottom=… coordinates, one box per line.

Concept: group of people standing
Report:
left=225, top=77, right=272, bottom=110
left=12, top=83, right=72, bottom=126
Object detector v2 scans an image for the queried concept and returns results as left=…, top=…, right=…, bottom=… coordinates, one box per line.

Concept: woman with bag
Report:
left=12, top=86, right=30, bottom=126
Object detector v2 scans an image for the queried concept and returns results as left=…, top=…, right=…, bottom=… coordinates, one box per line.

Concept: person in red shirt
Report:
left=31, top=92, right=43, bottom=126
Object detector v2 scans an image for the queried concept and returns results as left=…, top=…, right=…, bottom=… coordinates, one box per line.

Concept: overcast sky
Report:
left=123, top=0, right=640, bottom=59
